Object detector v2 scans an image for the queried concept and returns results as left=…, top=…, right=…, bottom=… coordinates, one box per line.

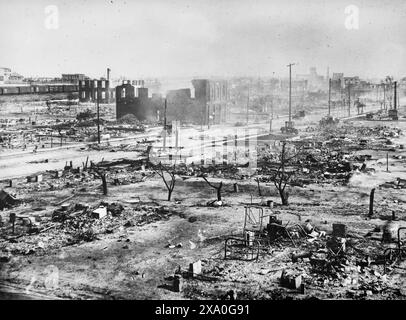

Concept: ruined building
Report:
left=79, top=79, right=115, bottom=104
left=116, top=82, right=159, bottom=120
left=62, top=74, right=86, bottom=85
left=115, top=79, right=230, bottom=125
left=192, top=79, right=229, bottom=126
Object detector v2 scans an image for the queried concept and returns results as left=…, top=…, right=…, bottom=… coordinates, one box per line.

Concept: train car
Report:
left=0, top=84, right=78, bottom=96
left=1, top=87, right=19, bottom=95
left=38, top=86, right=49, bottom=93
left=18, top=86, right=31, bottom=94
left=64, top=85, right=76, bottom=92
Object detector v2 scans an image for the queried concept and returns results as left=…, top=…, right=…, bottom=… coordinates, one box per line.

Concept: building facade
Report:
left=0, top=68, right=11, bottom=85
left=62, top=74, right=86, bottom=84
left=115, top=79, right=230, bottom=125
left=79, top=79, right=114, bottom=103
left=0, top=67, right=24, bottom=85
left=115, top=83, right=158, bottom=120
left=296, top=67, right=325, bottom=92
left=192, top=79, right=230, bottom=126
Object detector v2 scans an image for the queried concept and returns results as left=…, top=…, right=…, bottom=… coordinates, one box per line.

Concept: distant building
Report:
left=331, top=73, right=344, bottom=91
left=192, top=79, right=230, bottom=126
left=0, top=67, right=24, bottom=84
left=79, top=79, right=114, bottom=103
left=116, top=83, right=159, bottom=120
left=279, top=79, right=308, bottom=92
left=167, top=88, right=191, bottom=100
left=8, top=72, right=24, bottom=83
left=0, top=67, right=11, bottom=85
left=115, top=79, right=230, bottom=125
left=297, top=67, right=325, bottom=91
left=62, top=74, right=86, bottom=84
left=343, top=76, right=360, bottom=86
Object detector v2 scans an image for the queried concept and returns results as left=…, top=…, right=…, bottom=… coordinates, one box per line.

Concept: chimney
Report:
left=394, top=81, right=397, bottom=110
left=107, top=68, right=110, bottom=81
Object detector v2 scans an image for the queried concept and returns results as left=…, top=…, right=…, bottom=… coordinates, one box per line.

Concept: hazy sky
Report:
left=1, top=0, right=405, bottom=79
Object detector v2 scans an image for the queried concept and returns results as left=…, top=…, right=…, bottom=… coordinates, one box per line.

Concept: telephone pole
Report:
left=164, top=98, right=167, bottom=130
left=287, top=63, right=295, bottom=123
left=246, top=85, right=250, bottom=126
left=96, top=87, right=100, bottom=144
left=347, top=83, right=351, bottom=117
left=328, top=78, right=331, bottom=116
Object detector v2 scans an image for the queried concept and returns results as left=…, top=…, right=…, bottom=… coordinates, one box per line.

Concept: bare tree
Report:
left=90, top=165, right=108, bottom=195
left=268, top=142, right=302, bottom=206
left=151, top=162, right=176, bottom=201
left=254, top=176, right=262, bottom=197
left=200, top=174, right=223, bottom=202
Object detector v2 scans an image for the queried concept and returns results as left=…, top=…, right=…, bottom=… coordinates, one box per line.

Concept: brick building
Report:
left=115, top=83, right=159, bottom=120
left=115, top=79, right=230, bottom=125
left=79, top=79, right=115, bottom=103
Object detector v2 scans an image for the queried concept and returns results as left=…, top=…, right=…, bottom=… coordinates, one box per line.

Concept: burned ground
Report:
left=2, top=112, right=406, bottom=300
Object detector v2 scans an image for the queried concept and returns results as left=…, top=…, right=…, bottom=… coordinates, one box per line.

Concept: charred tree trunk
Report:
left=92, top=166, right=108, bottom=196
left=279, top=189, right=289, bottom=205
left=202, top=176, right=223, bottom=202
left=99, top=173, right=108, bottom=195
left=256, top=178, right=262, bottom=196
left=217, top=182, right=223, bottom=201
left=152, top=162, right=176, bottom=202
left=369, top=188, right=375, bottom=217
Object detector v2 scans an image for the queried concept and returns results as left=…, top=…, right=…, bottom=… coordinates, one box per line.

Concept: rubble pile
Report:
left=0, top=200, right=184, bottom=255
left=256, top=124, right=404, bottom=186
left=180, top=220, right=403, bottom=300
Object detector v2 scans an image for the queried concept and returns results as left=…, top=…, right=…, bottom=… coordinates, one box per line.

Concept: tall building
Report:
left=192, top=79, right=229, bottom=126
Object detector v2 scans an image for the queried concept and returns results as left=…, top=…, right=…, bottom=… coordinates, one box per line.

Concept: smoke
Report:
left=348, top=172, right=382, bottom=189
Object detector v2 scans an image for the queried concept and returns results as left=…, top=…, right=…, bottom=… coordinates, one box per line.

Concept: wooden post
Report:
left=10, top=213, right=16, bottom=234
left=369, top=188, right=375, bottom=217
left=386, top=153, right=389, bottom=172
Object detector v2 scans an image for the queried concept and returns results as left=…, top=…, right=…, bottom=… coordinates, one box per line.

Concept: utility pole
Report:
left=96, top=87, right=100, bottom=144
left=164, top=98, right=167, bottom=130
left=328, top=78, right=331, bottom=116
left=163, top=98, right=167, bottom=150
left=287, top=63, right=295, bottom=123
left=347, top=83, right=351, bottom=117
left=246, top=85, right=250, bottom=126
